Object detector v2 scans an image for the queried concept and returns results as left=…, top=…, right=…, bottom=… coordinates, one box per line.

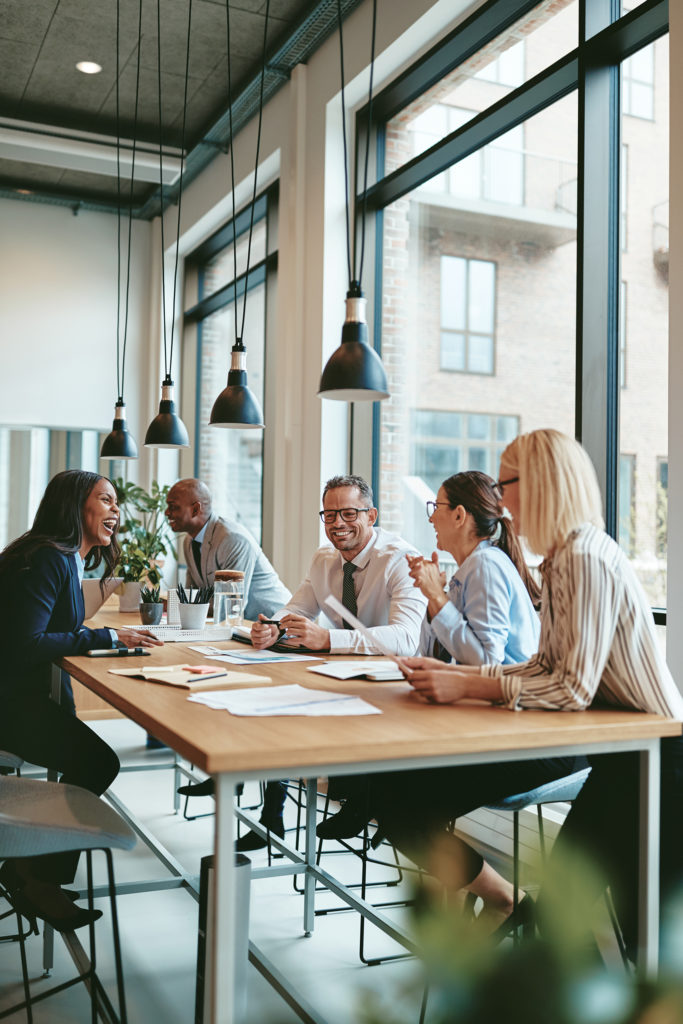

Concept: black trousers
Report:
left=544, top=736, right=683, bottom=958
left=0, top=692, right=120, bottom=883
left=361, top=756, right=581, bottom=887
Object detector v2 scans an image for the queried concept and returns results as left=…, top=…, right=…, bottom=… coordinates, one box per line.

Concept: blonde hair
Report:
left=501, top=429, right=604, bottom=556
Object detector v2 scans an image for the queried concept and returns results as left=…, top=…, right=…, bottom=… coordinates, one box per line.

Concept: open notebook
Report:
left=108, top=664, right=271, bottom=691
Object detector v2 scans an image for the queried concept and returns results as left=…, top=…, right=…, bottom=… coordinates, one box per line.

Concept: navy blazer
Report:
left=0, top=546, right=113, bottom=699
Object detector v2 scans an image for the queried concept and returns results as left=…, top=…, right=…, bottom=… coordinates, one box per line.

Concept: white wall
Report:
left=0, top=198, right=153, bottom=445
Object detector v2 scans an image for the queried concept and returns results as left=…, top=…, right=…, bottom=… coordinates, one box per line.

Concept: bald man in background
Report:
left=166, top=478, right=291, bottom=801
left=165, top=478, right=290, bottom=619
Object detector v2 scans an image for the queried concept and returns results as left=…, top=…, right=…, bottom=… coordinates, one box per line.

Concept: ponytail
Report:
left=496, top=517, right=541, bottom=608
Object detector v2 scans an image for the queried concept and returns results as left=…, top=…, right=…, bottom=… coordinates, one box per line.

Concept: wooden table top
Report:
left=62, top=610, right=682, bottom=776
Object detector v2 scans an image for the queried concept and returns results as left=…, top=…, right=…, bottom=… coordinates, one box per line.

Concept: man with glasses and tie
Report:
left=251, top=474, right=426, bottom=655
left=165, top=478, right=290, bottom=619
left=243, top=475, right=427, bottom=848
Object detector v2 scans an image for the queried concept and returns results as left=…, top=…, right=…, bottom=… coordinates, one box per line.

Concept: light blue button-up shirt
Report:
left=419, top=539, right=539, bottom=666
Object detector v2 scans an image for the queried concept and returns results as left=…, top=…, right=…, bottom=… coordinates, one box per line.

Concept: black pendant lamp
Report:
left=145, top=0, right=192, bottom=449
left=209, top=0, right=268, bottom=429
left=101, top=0, right=141, bottom=460
left=318, top=0, right=389, bottom=403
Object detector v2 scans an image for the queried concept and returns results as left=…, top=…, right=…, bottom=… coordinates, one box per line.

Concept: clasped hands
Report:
left=395, top=655, right=476, bottom=704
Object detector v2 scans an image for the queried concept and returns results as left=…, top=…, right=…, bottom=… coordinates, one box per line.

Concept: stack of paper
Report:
left=307, top=661, right=405, bottom=682
left=188, top=683, right=382, bottom=716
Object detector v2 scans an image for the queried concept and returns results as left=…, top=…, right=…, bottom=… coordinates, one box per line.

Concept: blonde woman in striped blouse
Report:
left=399, top=429, right=683, bottom=955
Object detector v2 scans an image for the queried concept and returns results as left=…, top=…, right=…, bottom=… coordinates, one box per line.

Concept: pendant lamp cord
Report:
left=225, top=0, right=270, bottom=345
left=156, top=0, right=193, bottom=380
left=336, top=0, right=377, bottom=288
left=168, top=0, right=193, bottom=374
left=120, top=0, right=143, bottom=404
left=115, top=0, right=122, bottom=402
left=156, top=0, right=169, bottom=378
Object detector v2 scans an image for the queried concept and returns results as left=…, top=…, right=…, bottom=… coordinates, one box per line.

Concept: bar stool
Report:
left=486, top=768, right=592, bottom=915
left=0, top=776, right=136, bottom=1023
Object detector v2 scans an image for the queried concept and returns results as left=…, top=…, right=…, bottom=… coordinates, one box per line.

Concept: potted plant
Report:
left=139, top=583, right=163, bottom=625
left=113, top=479, right=174, bottom=612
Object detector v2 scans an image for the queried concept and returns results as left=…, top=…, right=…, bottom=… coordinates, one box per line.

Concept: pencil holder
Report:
left=178, top=602, right=209, bottom=630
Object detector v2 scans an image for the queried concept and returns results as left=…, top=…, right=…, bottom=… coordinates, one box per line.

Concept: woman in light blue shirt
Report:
left=409, top=470, right=540, bottom=665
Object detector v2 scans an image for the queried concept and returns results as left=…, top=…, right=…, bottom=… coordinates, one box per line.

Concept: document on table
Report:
left=188, top=645, right=319, bottom=665
left=188, top=683, right=382, bottom=716
left=307, top=660, right=405, bottom=681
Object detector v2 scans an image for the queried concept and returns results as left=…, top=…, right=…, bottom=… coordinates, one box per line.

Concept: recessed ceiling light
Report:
left=16, top=189, right=32, bottom=195
left=76, top=61, right=102, bottom=75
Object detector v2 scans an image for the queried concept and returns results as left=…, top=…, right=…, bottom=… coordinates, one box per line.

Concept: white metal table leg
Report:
left=302, top=778, right=317, bottom=936
left=211, top=774, right=237, bottom=1024
left=638, top=740, right=660, bottom=978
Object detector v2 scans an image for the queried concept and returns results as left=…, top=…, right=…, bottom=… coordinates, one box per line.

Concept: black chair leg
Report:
left=16, top=907, right=33, bottom=1024
left=105, top=849, right=128, bottom=1024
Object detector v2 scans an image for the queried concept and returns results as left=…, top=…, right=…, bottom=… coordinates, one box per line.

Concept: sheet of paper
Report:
left=188, top=645, right=319, bottom=664
left=307, top=660, right=404, bottom=681
left=187, top=683, right=381, bottom=716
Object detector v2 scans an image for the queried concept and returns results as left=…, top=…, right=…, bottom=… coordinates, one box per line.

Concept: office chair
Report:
left=0, top=776, right=135, bottom=1023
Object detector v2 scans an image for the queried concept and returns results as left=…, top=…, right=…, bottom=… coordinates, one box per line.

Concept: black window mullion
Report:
left=361, top=53, right=578, bottom=211
left=183, top=253, right=277, bottom=324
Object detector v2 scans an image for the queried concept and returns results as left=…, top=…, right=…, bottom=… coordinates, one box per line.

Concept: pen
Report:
left=87, top=647, right=150, bottom=658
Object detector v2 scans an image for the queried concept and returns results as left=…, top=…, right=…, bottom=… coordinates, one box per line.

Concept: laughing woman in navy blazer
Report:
left=0, top=470, right=161, bottom=931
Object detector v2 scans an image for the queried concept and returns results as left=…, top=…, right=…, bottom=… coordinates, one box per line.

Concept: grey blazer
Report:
left=183, top=514, right=291, bottom=620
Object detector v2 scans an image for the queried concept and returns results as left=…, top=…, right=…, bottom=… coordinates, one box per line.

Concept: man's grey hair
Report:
left=322, top=474, right=374, bottom=506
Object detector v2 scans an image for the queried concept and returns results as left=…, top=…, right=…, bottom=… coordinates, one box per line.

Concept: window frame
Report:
left=353, top=0, right=667, bottom=612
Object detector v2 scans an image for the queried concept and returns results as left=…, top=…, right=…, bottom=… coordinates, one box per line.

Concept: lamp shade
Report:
left=318, top=289, right=389, bottom=401
left=144, top=378, right=190, bottom=448
left=100, top=402, right=138, bottom=459
left=209, top=340, right=264, bottom=429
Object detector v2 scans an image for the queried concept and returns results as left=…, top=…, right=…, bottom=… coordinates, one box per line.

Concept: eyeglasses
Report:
left=426, top=500, right=451, bottom=518
left=319, top=507, right=372, bottom=524
left=493, top=476, right=519, bottom=497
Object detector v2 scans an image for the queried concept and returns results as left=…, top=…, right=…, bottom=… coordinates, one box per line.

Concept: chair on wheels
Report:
left=0, top=776, right=136, bottom=1023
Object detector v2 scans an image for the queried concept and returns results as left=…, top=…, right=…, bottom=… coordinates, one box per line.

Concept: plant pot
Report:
left=139, top=602, right=163, bottom=626
left=118, top=581, right=141, bottom=613
left=178, top=602, right=209, bottom=630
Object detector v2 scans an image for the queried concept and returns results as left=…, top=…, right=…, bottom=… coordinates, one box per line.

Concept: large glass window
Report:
left=376, top=94, right=577, bottom=553
left=618, top=35, right=668, bottom=606
left=364, top=0, right=668, bottom=615
left=384, top=1, right=578, bottom=181
left=182, top=187, right=277, bottom=544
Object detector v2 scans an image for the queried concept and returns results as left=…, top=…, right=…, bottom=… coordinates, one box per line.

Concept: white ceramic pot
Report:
left=118, top=581, right=141, bottom=613
left=178, top=602, right=209, bottom=630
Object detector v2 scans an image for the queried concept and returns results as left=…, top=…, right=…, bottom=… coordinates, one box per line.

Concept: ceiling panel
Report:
left=0, top=0, right=364, bottom=215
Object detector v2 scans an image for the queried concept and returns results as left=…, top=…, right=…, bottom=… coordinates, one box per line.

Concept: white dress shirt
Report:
left=481, top=523, right=683, bottom=719
left=276, top=527, right=427, bottom=655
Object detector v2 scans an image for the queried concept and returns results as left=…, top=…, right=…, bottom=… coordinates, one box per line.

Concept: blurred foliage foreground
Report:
left=358, top=849, right=683, bottom=1024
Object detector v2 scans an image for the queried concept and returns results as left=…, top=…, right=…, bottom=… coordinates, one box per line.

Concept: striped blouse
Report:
left=481, top=523, right=683, bottom=719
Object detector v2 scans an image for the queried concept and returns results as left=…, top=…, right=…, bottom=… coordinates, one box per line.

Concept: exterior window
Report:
left=619, top=280, right=627, bottom=389
left=474, top=41, right=525, bottom=87
left=623, top=44, right=654, bottom=120
left=440, top=256, right=496, bottom=374
left=618, top=454, right=636, bottom=556
left=657, top=458, right=668, bottom=558
left=182, top=188, right=277, bottom=544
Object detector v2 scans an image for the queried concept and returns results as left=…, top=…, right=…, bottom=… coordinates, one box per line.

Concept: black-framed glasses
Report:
left=493, top=476, right=519, bottom=497
left=426, top=500, right=451, bottom=518
left=319, top=507, right=372, bottom=524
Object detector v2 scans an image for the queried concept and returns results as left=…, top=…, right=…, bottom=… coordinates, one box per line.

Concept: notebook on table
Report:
left=108, top=664, right=271, bottom=691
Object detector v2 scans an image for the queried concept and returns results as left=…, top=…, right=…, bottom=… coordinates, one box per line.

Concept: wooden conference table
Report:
left=61, top=616, right=681, bottom=1024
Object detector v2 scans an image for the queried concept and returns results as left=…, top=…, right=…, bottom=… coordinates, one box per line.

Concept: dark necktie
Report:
left=341, top=561, right=358, bottom=628
left=191, top=539, right=202, bottom=577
